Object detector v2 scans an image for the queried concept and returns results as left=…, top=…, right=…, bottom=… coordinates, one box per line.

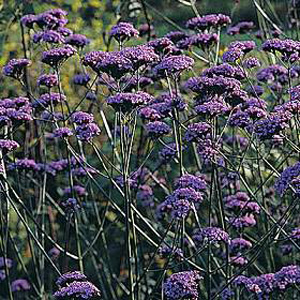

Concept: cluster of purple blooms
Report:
left=163, top=270, right=202, bottom=300
left=54, top=271, right=101, bottom=299
left=224, top=192, right=261, bottom=228
left=156, top=174, right=206, bottom=219
left=71, top=111, right=100, bottom=142
left=234, top=265, right=300, bottom=298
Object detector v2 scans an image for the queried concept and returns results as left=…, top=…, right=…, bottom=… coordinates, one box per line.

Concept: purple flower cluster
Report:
left=63, top=185, right=87, bottom=197
left=3, top=58, right=31, bottom=79
left=107, top=92, right=153, bottom=112
left=73, top=73, right=91, bottom=86
left=11, top=279, right=31, bottom=292
left=186, top=14, right=231, bottom=31
left=37, top=74, right=58, bottom=88
left=177, top=33, right=218, bottom=50
left=42, top=45, right=77, bottom=67
left=109, top=22, right=139, bottom=42
left=53, top=127, right=74, bottom=138
left=158, top=245, right=184, bottom=261
left=202, top=63, right=245, bottom=80
left=65, top=34, right=90, bottom=48
left=184, top=122, right=211, bottom=142
left=153, top=55, right=194, bottom=77
left=163, top=270, right=202, bottom=300
left=193, top=227, right=229, bottom=244
left=262, top=38, right=300, bottom=62
left=54, top=271, right=101, bottom=299
left=0, top=139, right=19, bottom=153
left=274, top=162, right=300, bottom=196
left=33, top=93, right=66, bottom=109
left=146, top=121, right=171, bottom=139
left=22, top=9, right=68, bottom=30
left=234, top=265, right=300, bottom=297
left=227, top=21, right=255, bottom=35
left=136, top=184, right=154, bottom=207
left=157, top=174, right=205, bottom=219
left=0, top=97, right=32, bottom=124
left=225, top=192, right=260, bottom=228
left=33, top=30, right=65, bottom=44
left=72, top=111, right=100, bottom=142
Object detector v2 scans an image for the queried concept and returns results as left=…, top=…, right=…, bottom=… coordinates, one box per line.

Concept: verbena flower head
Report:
left=11, top=279, right=31, bottom=292
left=147, top=37, right=174, bottom=54
left=57, top=27, right=73, bottom=37
left=229, top=238, right=252, bottom=253
left=186, top=14, right=231, bottom=31
left=36, top=10, right=68, bottom=30
left=109, top=22, right=139, bottom=42
left=0, top=139, right=20, bottom=153
left=163, top=271, right=202, bottom=300
left=153, top=55, right=194, bottom=77
left=8, top=158, right=38, bottom=171
left=146, top=121, right=171, bottom=139
left=34, top=92, right=66, bottom=109
left=290, top=227, right=300, bottom=239
left=162, top=187, right=204, bottom=219
left=65, top=34, right=90, bottom=48
left=229, top=214, right=257, bottom=228
left=37, top=74, right=58, bottom=88
left=243, top=57, right=261, bottom=69
left=273, top=265, right=300, bottom=290
left=56, top=271, right=87, bottom=287
left=107, top=92, right=153, bottom=112
left=41, top=45, right=77, bottom=67
left=186, top=76, right=241, bottom=95
left=54, top=281, right=101, bottom=299
left=136, top=185, right=154, bottom=207
left=63, top=185, right=87, bottom=197
left=262, top=38, right=300, bottom=62
left=121, top=45, right=159, bottom=69
left=33, top=30, right=65, bottom=44
left=165, top=31, right=188, bottom=43
left=159, top=245, right=184, bottom=261
left=222, top=48, right=243, bottom=63
left=73, top=73, right=91, bottom=86
left=139, top=106, right=162, bottom=121
left=3, top=58, right=31, bottom=79
left=0, top=257, right=13, bottom=268
left=229, top=40, right=256, bottom=53
left=256, top=64, right=288, bottom=83
left=62, top=198, right=80, bottom=213
left=175, top=174, right=207, bottom=192
left=274, top=162, right=300, bottom=196
left=184, top=122, right=211, bottom=142
left=96, top=51, right=133, bottom=78
left=53, top=127, right=73, bottom=138
left=254, top=112, right=289, bottom=140
left=193, top=227, right=229, bottom=244
left=21, top=14, right=37, bottom=28
left=202, top=63, right=245, bottom=80
left=76, top=123, right=101, bottom=142
left=227, top=21, right=255, bottom=35
left=72, top=111, right=94, bottom=124
left=177, top=33, right=218, bottom=50
left=82, top=51, right=108, bottom=72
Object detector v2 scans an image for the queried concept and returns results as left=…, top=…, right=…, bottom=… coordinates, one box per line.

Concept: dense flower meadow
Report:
left=0, top=3, right=300, bottom=300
